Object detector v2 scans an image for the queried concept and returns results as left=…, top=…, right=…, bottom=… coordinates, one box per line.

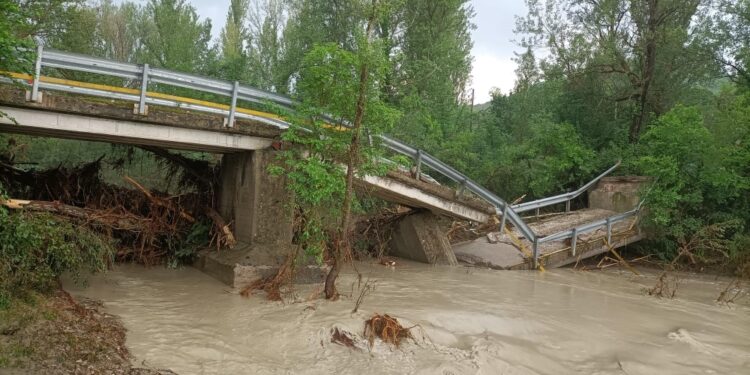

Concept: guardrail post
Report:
left=535, top=207, right=540, bottom=220
left=414, top=149, right=422, bottom=181
left=532, top=238, right=539, bottom=269
left=499, top=204, right=508, bottom=233
left=29, top=45, right=43, bottom=103
left=606, top=217, right=612, bottom=245
left=565, top=199, right=571, bottom=213
left=137, top=63, right=149, bottom=115
left=571, top=228, right=578, bottom=256
left=226, top=80, right=239, bottom=128
left=457, top=178, right=467, bottom=198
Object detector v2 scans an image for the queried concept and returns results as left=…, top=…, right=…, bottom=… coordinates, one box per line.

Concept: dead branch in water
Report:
left=646, top=272, right=680, bottom=298
left=716, top=279, right=746, bottom=305
left=352, top=279, right=376, bottom=313
left=123, top=175, right=195, bottom=223
left=604, top=239, right=641, bottom=276
left=363, top=313, right=413, bottom=348
left=646, top=221, right=738, bottom=299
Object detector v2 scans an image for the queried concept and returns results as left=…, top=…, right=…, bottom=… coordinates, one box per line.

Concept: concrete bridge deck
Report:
left=0, top=84, right=493, bottom=223
left=453, top=208, right=643, bottom=270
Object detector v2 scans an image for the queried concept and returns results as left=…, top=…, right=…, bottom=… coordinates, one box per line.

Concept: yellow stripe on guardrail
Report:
left=3, top=72, right=288, bottom=123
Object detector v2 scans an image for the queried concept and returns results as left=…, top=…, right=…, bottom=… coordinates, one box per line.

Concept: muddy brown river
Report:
left=65, top=262, right=749, bottom=374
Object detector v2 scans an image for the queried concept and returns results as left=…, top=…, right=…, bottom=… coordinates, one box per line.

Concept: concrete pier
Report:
left=389, top=211, right=458, bottom=266
left=195, top=149, right=326, bottom=288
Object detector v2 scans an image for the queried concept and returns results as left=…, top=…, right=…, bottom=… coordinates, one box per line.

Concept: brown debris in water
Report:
left=363, top=313, right=413, bottom=348
left=646, top=271, right=680, bottom=299
left=716, top=279, right=746, bottom=305
left=240, top=251, right=296, bottom=301
left=331, top=328, right=358, bottom=349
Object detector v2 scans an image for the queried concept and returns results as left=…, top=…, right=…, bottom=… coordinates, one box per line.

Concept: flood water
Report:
left=65, top=262, right=750, bottom=374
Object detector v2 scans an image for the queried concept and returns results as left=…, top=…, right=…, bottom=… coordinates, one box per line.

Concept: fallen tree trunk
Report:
left=1, top=198, right=149, bottom=231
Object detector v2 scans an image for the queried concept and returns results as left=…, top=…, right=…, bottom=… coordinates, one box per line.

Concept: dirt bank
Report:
left=0, top=290, right=174, bottom=374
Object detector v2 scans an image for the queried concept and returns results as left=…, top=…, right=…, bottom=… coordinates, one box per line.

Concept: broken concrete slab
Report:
left=389, top=211, right=458, bottom=266
left=452, top=239, right=525, bottom=270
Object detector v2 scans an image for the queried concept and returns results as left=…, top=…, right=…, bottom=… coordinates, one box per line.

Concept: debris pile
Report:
left=0, top=150, right=233, bottom=265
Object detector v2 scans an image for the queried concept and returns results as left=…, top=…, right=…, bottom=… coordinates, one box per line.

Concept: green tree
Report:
left=0, top=1, right=33, bottom=75
left=517, top=0, right=712, bottom=143
left=14, top=0, right=84, bottom=40
left=700, top=0, right=750, bottom=90
left=278, top=0, right=364, bottom=93
left=275, top=1, right=400, bottom=299
left=218, top=0, right=250, bottom=82
left=247, top=0, right=285, bottom=91
left=140, top=0, right=215, bottom=73
left=635, top=105, right=748, bottom=260
left=390, top=0, right=475, bottom=149
left=49, top=0, right=146, bottom=61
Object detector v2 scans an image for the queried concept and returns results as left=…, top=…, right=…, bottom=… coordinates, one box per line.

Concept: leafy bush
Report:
left=0, top=206, right=113, bottom=307
left=634, top=105, right=749, bottom=265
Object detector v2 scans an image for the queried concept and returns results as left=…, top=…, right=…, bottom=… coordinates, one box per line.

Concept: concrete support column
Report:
left=389, top=211, right=458, bottom=266
left=197, top=149, right=320, bottom=288
left=218, top=150, right=294, bottom=246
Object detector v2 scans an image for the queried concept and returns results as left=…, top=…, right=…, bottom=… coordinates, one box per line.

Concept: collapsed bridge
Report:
left=0, top=47, right=644, bottom=285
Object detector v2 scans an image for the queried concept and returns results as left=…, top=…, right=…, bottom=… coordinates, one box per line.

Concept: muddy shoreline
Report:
left=0, top=290, right=175, bottom=375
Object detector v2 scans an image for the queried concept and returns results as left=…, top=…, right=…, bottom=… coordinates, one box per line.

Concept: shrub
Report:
left=635, top=105, right=749, bottom=266
left=0, top=205, right=113, bottom=306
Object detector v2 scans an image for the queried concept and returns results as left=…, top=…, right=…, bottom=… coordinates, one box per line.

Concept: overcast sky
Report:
left=125, top=0, right=528, bottom=103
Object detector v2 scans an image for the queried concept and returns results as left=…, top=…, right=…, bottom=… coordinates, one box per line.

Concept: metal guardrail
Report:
left=10, top=45, right=641, bottom=269
left=537, top=202, right=642, bottom=260
left=512, top=161, right=621, bottom=214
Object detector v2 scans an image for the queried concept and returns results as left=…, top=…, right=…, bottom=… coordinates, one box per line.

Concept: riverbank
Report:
left=0, top=290, right=174, bottom=374
left=64, top=262, right=749, bottom=374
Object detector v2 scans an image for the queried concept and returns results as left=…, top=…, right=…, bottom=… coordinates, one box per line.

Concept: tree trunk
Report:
left=1, top=198, right=145, bottom=230
left=629, top=0, right=659, bottom=143
left=324, top=0, right=378, bottom=300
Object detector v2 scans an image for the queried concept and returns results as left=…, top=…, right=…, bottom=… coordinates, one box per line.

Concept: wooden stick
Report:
left=605, top=239, right=641, bottom=276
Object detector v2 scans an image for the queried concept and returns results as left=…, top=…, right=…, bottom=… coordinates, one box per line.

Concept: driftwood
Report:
left=123, top=175, right=195, bottom=222
left=205, top=206, right=236, bottom=249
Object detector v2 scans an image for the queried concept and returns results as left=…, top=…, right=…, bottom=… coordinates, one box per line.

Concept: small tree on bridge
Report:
left=272, top=0, right=400, bottom=299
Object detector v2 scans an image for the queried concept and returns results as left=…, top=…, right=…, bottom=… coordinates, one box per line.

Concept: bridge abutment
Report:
left=196, top=149, right=326, bottom=288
